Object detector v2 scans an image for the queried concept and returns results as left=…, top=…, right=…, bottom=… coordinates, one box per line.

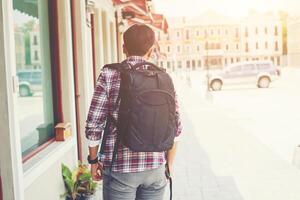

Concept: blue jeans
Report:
left=103, top=164, right=167, bottom=200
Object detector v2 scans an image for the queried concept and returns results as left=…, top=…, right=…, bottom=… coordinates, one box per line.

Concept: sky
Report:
left=153, top=0, right=300, bottom=18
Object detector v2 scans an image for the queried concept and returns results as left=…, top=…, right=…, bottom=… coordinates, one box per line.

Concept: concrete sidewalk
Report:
left=169, top=75, right=300, bottom=200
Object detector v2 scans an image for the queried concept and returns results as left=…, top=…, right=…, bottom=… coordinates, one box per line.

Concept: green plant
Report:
left=61, top=162, right=98, bottom=200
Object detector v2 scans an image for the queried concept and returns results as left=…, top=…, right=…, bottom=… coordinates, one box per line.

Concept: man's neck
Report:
left=126, top=55, right=149, bottom=60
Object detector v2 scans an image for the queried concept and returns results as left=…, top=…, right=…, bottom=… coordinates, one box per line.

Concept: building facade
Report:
left=157, top=12, right=283, bottom=71
left=0, top=0, right=167, bottom=200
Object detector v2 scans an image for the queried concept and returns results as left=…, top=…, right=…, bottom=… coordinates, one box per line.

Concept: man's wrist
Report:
left=87, top=155, right=99, bottom=164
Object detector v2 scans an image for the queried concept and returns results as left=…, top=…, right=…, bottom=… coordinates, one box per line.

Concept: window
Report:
left=230, top=65, right=242, bottom=72
left=192, top=60, right=196, bottom=68
left=13, top=0, right=55, bottom=157
left=224, top=58, right=227, bottom=65
left=186, top=60, right=191, bottom=68
left=225, top=29, right=228, bottom=35
left=255, top=27, right=258, bottom=34
left=257, top=63, right=271, bottom=70
left=167, top=46, right=171, bottom=53
left=226, top=44, right=229, bottom=50
left=275, top=41, right=279, bottom=51
left=196, top=30, right=200, bottom=36
left=211, top=29, right=214, bottom=35
left=185, top=29, right=189, bottom=39
left=33, top=35, right=38, bottom=45
left=218, top=29, right=221, bottom=35
left=265, top=42, right=268, bottom=49
left=243, top=64, right=255, bottom=71
left=275, top=26, right=278, bottom=36
left=265, top=27, right=268, bottom=34
left=177, top=31, right=180, bottom=38
left=236, top=44, right=239, bottom=50
left=256, top=42, right=259, bottom=50
left=231, top=58, right=234, bottom=63
left=236, top=57, right=240, bottom=62
left=160, top=61, right=164, bottom=67
left=204, top=29, right=208, bottom=37
left=197, top=45, right=200, bottom=52
left=245, top=42, right=249, bottom=52
left=177, top=45, right=181, bottom=53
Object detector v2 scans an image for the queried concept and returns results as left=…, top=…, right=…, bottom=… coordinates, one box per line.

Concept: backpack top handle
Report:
left=132, top=62, right=165, bottom=72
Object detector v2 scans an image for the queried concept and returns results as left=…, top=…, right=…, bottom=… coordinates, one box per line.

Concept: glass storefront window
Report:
left=13, top=0, right=54, bottom=157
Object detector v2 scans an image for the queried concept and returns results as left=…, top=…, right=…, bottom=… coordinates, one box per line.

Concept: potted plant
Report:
left=61, top=163, right=98, bottom=200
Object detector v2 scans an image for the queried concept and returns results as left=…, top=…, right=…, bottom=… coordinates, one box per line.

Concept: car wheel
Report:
left=258, top=76, right=270, bottom=88
left=19, top=85, right=31, bottom=97
left=211, top=79, right=222, bottom=91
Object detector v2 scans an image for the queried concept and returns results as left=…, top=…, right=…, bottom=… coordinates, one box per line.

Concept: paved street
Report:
left=168, top=68, right=300, bottom=200
left=188, top=68, right=300, bottom=163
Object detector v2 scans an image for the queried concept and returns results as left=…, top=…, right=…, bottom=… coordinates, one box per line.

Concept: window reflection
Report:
left=13, top=0, right=54, bottom=157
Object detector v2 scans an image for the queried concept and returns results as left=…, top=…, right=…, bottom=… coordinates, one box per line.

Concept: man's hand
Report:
left=89, top=145, right=102, bottom=181
left=91, top=161, right=103, bottom=181
left=166, top=142, right=178, bottom=177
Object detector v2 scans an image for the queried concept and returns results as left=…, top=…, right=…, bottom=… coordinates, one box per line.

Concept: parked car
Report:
left=209, top=61, right=281, bottom=91
left=17, top=70, right=42, bottom=97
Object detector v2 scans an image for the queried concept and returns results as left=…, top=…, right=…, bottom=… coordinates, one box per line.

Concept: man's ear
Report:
left=123, top=44, right=129, bottom=56
left=145, top=47, right=154, bottom=58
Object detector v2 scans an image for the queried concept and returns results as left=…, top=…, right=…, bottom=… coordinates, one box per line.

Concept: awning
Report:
left=112, top=0, right=168, bottom=33
left=113, top=0, right=149, bottom=14
left=13, top=0, right=38, bottom=18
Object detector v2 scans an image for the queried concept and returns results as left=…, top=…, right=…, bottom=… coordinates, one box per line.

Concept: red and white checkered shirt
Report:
left=85, top=56, right=182, bottom=173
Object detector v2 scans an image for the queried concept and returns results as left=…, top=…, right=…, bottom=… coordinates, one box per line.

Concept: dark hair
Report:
left=123, top=24, right=155, bottom=56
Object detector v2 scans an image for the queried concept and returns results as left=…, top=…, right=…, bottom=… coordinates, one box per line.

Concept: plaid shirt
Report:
left=85, top=56, right=182, bottom=173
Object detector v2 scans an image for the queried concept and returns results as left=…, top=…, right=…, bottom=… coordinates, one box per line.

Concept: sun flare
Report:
left=153, top=0, right=300, bottom=18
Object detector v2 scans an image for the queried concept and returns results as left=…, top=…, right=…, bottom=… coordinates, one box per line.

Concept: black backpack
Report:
left=100, top=61, right=175, bottom=200
left=102, top=61, right=176, bottom=153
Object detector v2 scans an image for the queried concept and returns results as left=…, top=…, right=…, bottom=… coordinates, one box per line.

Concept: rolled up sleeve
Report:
left=85, top=68, right=109, bottom=141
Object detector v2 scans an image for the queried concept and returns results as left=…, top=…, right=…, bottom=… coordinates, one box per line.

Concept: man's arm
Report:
left=85, top=68, right=109, bottom=180
left=167, top=91, right=183, bottom=174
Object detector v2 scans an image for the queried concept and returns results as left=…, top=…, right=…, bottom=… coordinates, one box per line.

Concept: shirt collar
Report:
left=123, top=56, right=146, bottom=65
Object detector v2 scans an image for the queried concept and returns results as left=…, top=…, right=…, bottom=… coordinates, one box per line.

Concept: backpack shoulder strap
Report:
left=132, top=62, right=165, bottom=72
left=103, top=63, right=128, bottom=71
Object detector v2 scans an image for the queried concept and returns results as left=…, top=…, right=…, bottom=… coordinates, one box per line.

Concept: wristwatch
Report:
left=87, top=155, right=99, bottom=164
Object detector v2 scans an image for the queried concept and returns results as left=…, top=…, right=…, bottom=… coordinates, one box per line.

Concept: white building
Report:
left=157, top=11, right=283, bottom=70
